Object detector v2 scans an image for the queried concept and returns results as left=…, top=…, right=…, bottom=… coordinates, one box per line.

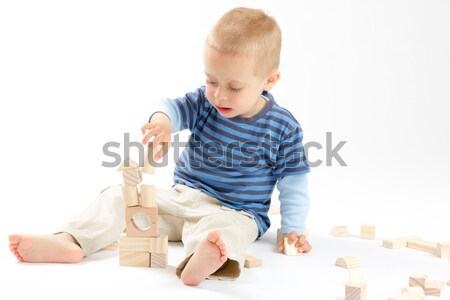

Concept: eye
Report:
left=206, top=80, right=218, bottom=86
left=229, top=87, right=242, bottom=93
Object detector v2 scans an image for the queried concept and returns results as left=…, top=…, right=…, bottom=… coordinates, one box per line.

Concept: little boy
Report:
left=9, top=7, right=311, bottom=286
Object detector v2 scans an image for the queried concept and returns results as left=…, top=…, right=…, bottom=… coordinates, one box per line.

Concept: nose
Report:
left=213, top=85, right=227, bottom=103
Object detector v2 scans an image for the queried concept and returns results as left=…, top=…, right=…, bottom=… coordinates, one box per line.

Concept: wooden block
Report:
left=336, top=256, right=360, bottom=269
left=140, top=184, right=156, bottom=207
left=244, top=255, right=262, bottom=268
left=447, top=279, right=450, bottom=286
left=345, top=283, right=367, bottom=300
left=119, top=250, right=150, bottom=267
left=436, top=242, right=450, bottom=259
left=119, top=234, right=168, bottom=253
left=125, top=206, right=158, bottom=237
left=142, top=144, right=163, bottom=175
left=424, top=280, right=444, bottom=296
left=150, top=252, right=167, bottom=268
left=409, top=274, right=427, bottom=288
left=383, top=236, right=421, bottom=249
left=117, top=158, right=139, bottom=171
left=118, top=159, right=142, bottom=185
left=399, top=287, right=425, bottom=300
left=148, top=235, right=168, bottom=253
left=388, top=289, right=424, bottom=300
left=330, top=225, right=349, bottom=237
left=349, top=268, right=366, bottom=284
left=283, top=237, right=301, bottom=256
left=122, top=185, right=139, bottom=207
left=407, top=239, right=437, bottom=254
left=360, top=224, right=375, bottom=240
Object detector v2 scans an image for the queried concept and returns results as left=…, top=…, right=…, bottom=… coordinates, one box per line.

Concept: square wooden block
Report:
left=119, top=234, right=168, bottom=253
left=424, top=280, right=444, bottom=296
left=360, top=224, right=375, bottom=240
left=436, top=242, right=450, bottom=259
left=345, top=283, right=367, bottom=300
left=119, top=251, right=150, bottom=267
left=150, top=252, right=167, bottom=268
left=125, top=206, right=158, bottom=237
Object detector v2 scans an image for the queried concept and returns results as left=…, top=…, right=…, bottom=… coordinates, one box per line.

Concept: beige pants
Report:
left=56, top=184, right=259, bottom=279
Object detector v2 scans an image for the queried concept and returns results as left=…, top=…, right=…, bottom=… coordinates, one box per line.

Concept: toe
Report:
left=206, top=230, right=221, bottom=243
left=9, top=234, right=22, bottom=245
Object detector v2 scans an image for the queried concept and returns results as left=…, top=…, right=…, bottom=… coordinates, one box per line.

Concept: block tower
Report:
left=117, top=144, right=168, bottom=268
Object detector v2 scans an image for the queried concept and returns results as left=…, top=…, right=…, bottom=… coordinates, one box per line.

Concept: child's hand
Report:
left=141, top=113, right=171, bottom=161
left=277, top=231, right=312, bottom=254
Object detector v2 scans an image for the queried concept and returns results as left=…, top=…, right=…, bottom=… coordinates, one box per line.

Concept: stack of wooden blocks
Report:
left=117, top=145, right=168, bottom=268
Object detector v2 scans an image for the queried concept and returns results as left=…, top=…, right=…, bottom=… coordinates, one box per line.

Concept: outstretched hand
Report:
left=277, top=231, right=312, bottom=254
left=141, top=113, right=172, bottom=161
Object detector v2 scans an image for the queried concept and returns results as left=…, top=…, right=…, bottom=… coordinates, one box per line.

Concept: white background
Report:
left=0, top=1, right=449, bottom=299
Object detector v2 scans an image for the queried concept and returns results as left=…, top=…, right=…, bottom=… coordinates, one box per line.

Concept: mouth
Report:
left=216, top=106, right=233, bottom=114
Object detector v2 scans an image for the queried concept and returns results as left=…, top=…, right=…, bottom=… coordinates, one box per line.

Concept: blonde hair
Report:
left=206, top=7, right=282, bottom=78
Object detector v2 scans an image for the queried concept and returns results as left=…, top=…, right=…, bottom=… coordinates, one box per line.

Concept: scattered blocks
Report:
left=407, top=239, right=437, bottom=254
left=409, top=274, right=427, bottom=288
left=383, top=236, right=421, bottom=249
left=336, top=256, right=360, bottom=269
left=330, top=225, right=349, bottom=237
left=436, top=242, right=450, bottom=259
left=345, top=283, right=367, bottom=300
left=424, top=280, right=445, bottom=296
left=360, top=224, right=375, bottom=240
left=389, top=286, right=425, bottom=300
left=244, top=255, right=262, bottom=268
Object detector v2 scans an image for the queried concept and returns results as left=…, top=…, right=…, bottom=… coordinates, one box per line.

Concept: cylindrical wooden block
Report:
left=122, top=185, right=139, bottom=207
left=140, top=184, right=156, bottom=207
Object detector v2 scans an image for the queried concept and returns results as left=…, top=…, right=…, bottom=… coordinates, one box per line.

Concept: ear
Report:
left=263, top=70, right=281, bottom=91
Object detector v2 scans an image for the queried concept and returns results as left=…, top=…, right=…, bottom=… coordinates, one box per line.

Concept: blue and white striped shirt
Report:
left=150, top=86, right=310, bottom=236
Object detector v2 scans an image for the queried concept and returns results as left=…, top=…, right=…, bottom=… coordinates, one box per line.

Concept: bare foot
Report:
left=8, top=233, right=84, bottom=263
left=180, top=230, right=227, bottom=286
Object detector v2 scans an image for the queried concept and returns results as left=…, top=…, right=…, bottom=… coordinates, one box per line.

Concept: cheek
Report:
left=205, top=86, right=214, bottom=100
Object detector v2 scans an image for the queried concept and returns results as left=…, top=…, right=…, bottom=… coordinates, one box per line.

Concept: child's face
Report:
left=203, top=45, right=276, bottom=118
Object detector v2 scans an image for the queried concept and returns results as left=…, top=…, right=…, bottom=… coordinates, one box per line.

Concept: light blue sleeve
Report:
left=148, top=97, right=183, bottom=133
left=276, top=173, right=310, bottom=235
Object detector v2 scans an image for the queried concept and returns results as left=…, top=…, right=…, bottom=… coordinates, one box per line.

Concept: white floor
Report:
left=1, top=213, right=449, bottom=300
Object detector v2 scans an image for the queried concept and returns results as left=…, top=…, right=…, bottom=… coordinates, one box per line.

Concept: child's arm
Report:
left=276, top=173, right=312, bottom=254
left=141, top=87, right=206, bottom=158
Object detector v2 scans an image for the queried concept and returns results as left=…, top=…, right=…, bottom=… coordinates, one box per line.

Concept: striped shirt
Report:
left=152, top=86, right=310, bottom=236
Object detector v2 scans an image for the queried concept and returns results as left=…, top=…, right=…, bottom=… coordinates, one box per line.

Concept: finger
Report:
left=300, top=242, right=312, bottom=254
left=287, top=232, right=297, bottom=244
left=295, top=235, right=306, bottom=248
left=142, top=130, right=156, bottom=145
left=141, top=123, right=155, bottom=135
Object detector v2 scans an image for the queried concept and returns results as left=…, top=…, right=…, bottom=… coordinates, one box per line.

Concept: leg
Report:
left=178, top=190, right=259, bottom=285
left=9, top=232, right=83, bottom=263
left=8, top=185, right=126, bottom=263
left=180, top=230, right=228, bottom=286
